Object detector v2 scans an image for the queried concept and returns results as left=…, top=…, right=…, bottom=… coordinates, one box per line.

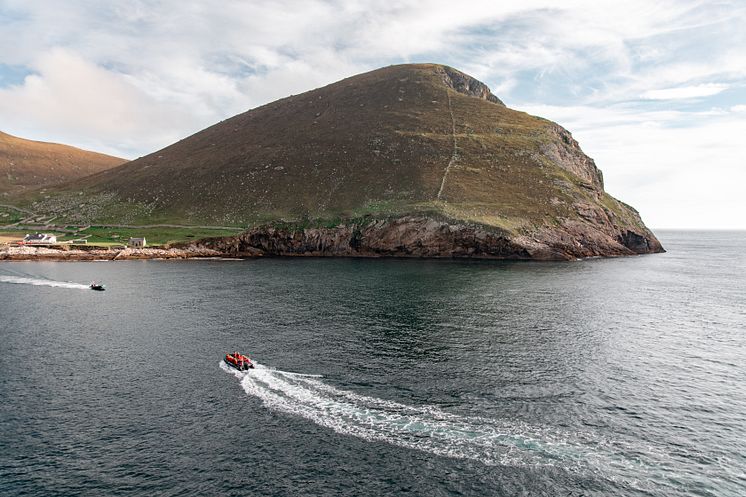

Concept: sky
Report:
left=0, top=0, right=744, bottom=229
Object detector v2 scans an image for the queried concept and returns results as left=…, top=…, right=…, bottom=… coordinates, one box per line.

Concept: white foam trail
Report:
left=220, top=361, right=594, bottom=468
left=275, top=370, right=324, bottom=378
left=0, top=275, right=90, bottom=290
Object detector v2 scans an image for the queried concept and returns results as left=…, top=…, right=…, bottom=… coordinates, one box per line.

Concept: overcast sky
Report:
left=1, top=0, right=744, bottom=229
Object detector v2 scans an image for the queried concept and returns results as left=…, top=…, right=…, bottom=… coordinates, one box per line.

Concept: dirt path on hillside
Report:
left=436, top=90, right=458, bottom=200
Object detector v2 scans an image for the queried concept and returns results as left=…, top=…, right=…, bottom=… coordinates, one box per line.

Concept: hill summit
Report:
left=38, top=63, right=662, bottom=259
left=0, top=131, right=124, bottom=195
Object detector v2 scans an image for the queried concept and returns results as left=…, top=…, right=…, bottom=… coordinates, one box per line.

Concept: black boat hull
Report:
left=225, top=359, right=254, bottom=371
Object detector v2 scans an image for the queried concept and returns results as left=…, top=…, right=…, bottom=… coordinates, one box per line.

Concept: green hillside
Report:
left=11, top=64, right=662, bottom=258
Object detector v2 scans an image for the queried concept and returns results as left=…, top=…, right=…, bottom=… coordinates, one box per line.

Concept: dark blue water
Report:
left=1, top=231, right=745, bottom=496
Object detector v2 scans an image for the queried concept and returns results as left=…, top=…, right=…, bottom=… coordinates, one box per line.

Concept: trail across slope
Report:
left=436, top=90, right=458, bottom=201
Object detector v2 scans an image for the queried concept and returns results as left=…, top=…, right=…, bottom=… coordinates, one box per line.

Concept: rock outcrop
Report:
left=438, top=66, right=505, bottom=105
left=0, top=244, right=223, bottom=261
left=541, top=124, right=604, bottom=189
left=195, top=215, right=662, bottom=260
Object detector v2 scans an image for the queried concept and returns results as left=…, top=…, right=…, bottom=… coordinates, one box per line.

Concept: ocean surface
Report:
left=1, top=230, right=744, bottom=496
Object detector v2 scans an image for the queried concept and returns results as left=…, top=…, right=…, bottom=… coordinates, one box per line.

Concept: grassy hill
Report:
left=14, top=64, right=663, bottom=259
left=0, top=131, right=125, bottom=196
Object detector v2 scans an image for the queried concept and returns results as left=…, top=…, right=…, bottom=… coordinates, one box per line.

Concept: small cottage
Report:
left=23, top=233, right=57, bottom=244
left=128, top=237, right=146, bottom=248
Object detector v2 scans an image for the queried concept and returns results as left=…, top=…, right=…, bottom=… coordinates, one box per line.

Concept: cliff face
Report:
left=38, top=63, right=662, bottom=259
left=541, top=124, right=604, bottom=190
left=197, top=217, right=530, bottom=258
left=196, top=213, right=662, bottom=261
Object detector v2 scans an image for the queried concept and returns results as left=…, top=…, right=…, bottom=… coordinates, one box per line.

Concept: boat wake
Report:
left=0, top=275, right=90, bottom=290
left=220, top=361, right=608, bottom=469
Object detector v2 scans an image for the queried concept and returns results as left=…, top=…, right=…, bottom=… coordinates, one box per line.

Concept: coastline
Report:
left=0, top=245, right=225, bottom=261
left=0, top=217, right=665, bottom=262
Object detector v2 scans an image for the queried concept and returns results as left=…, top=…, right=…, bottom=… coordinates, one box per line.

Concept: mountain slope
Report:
left=0, top=131, right=125, bottom=195
left=32, top=63, right=663, bottom=259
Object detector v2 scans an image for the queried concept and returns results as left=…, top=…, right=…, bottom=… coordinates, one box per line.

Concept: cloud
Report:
left=641, top=84, right=730, bottom=100
left=0, top=48, right=206, bottom=157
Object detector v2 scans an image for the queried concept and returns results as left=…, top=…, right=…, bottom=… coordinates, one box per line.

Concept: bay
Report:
left=1, top=230, right=744, bottom=496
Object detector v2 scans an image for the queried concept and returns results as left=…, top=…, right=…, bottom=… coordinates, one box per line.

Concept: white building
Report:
left=128, top=237, right=146, bottom=248
left=23, top=233, right=57, bottom=244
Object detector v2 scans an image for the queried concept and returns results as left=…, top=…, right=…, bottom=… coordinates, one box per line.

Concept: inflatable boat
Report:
left=225, top=352, right=254, bottom=371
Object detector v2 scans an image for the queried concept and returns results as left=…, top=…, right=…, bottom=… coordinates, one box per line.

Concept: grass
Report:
left=257, top=198, right=533, bottom=237
left=600, top=193, right=645, bottom=232
left=0, top=231, right=30, bottom=244
left=0, top=226, right=243, bottom=246
left=0, top=229, right=71, bottom=244
left=76, top=226, right=244, bottom=246
left=0, top=206, right=26, bottom=225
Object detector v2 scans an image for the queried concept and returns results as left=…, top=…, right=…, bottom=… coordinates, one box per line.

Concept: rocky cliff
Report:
left=193, top=213, right=662, bottom=261
left=438, top=66, right=505, bottom=105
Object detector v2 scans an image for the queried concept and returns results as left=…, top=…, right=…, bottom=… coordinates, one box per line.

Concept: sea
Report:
left=1, top=230, right=744, bottom=496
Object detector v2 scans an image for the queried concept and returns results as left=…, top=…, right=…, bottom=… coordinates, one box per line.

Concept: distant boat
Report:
left=90, top=282, right=105, bottom=291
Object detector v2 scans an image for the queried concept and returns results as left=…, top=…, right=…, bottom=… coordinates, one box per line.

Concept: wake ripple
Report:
left=220, top=361, right=601, bottom=468
left=0, top=275, right=90, bottom=290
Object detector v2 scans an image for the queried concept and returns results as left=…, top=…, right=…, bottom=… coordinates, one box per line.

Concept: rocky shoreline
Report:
left=0, top=244, right=224, bottom=261
left=1, top=215, right=664, bottom=262
left=193, top=215, right=664, bottom=261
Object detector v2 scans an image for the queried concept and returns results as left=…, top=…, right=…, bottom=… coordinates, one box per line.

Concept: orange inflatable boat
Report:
left=224, top=352, right=254, bottom=371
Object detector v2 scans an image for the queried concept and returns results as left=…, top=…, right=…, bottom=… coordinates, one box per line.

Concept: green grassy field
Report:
left=0, top=229, right=70, bottom=244
left=0, top=206, right=26, bottom=225
left=0, top=226, right=243, bottom=246
left=77, top=226, right=243, bottom=246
